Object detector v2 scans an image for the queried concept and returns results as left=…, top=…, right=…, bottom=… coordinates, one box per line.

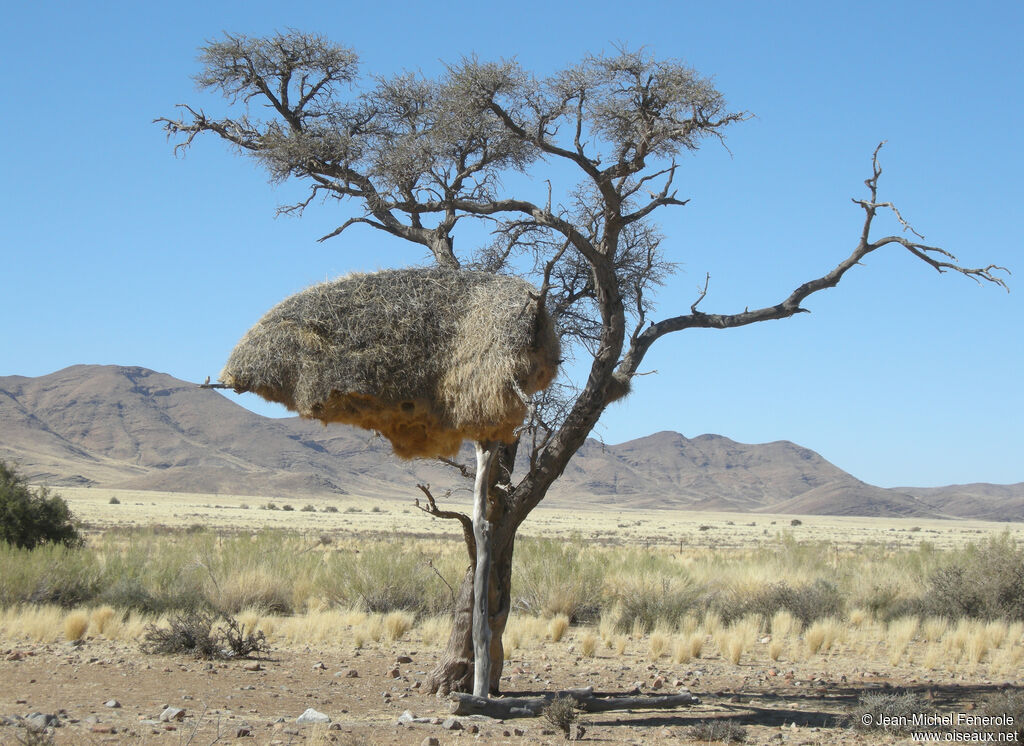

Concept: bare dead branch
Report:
left=415, top=484, right=475, bottom=558
left=437, top=457, right=474, bottom=481
left=690, top=273, right=710, bottom=313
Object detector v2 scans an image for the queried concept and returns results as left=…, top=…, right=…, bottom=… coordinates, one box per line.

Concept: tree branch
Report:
left=415, top=484, right=475, bottom=560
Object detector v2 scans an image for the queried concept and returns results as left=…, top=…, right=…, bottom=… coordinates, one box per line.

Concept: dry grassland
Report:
left=56, top=485, right=1024, bottom=549
left=2, top=489, right=1023, bottom=744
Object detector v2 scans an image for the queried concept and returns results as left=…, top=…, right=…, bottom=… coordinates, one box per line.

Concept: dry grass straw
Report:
left=548, top=614, right=570, bottom=643
left=771, top=610, right=800, bottom=639
left=383, top=611, right=414, bottom=641
left=220, top=269, right=560, bottom=458
left=647, top=630, right=670, bottom=660
left=64, top=610, right=89, bottom=641
left=805, top=618, right=842, bottom=656
left=90, top=606, right=116, bottom=636
left=417, top=614, right=450, bottom=646
left=887, top=616, right=919, bottom=666
left=580, top=630, right=598, bottom=657
left=614, top=635, right=628, bottom=656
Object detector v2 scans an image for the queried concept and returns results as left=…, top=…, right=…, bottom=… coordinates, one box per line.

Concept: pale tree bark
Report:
left=470, top=441, right=498, bottom=698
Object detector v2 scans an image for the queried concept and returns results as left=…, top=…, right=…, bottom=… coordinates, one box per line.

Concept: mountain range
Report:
left=1, top=365, right=1021, bottom=520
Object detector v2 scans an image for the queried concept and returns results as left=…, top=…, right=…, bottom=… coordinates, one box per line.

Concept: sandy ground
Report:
left=55, top=486, right=1024, bottom=550
left=2, top=630, right=1021, bottom=744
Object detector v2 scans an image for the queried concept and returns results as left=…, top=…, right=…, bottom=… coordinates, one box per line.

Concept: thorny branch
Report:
left=616, top=142, right=1010, bottom=382
left=415, top=484, right=475, bottom=560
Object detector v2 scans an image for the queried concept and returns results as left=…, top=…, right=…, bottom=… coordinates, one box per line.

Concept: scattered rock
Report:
left=514, top=727, right=527, bottom=736
left=25, top=713, right=59, bottom=731
left=296, top=708, right=330, bottom=725
left=312, top=661, right=327, bottom=670
left=651, top=676, right=664, bottom=690
left=466, top=723, right=479, bottom=734
left=104, top=699, right=121, bottom=708
left=441, top=717, right=463, bottom=730
left=235, top=726, right=252, bottom=737
left=397, top=655, right=413, bottom=664
left=398, top=710, right=416, bottom=724
left=90, top=724, right=116, bottom=734
left=159, top=707, right=186, bottom=722
left=387, top=667, right=400, bottom=678
left=243, top=661, right=261, bottom=671
left=345, top=669, right=359, bottom=678
left=420, top=738, right=440, bottom=746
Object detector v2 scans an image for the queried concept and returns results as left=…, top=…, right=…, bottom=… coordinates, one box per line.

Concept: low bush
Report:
left=542, top=695, right=579, bottom=736
left=925, top=535, right=1024, bottom=620
left=0, top=461, right=81, bottom=550
left=850, top=690, right=931, bottom=736
left=742, top=579, right=843, bottom=626
left=141, top=609, right=269, bottom=659
left=687, top=719, right=747, bottom=743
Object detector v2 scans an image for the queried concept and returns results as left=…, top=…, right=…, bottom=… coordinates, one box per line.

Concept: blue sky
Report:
left=1, top=1, right=1021, bottom=488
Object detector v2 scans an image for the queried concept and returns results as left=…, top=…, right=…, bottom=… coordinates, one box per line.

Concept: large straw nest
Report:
left=220, top=268, right=560, bottom=459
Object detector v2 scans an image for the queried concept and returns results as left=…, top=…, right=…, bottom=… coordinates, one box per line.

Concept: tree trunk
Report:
left=471, top=442, right=497, bottom=698
left=426, top=518, right=515, bottom=696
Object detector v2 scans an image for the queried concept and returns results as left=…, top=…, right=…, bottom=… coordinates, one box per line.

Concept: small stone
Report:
left=243, top=661, right=261, bottom=671
left=387, top=667, right=400, bottom=678
left=420, top=738, right=440, bottom=746
left=514, top=727, right=527, bottom=736
left=296, top=708, right=330, bottom=725
left=398, top=710, right=416, bottom=724
left=160, top=707, right=186, bottom=722
left=345, top=669, right=359, bottom=678
left=312, top=661, right=327, bottom=670
left=25, top=713, right=59, bottom=731
left=466, top=723, right=479, bottom=734
left=441, top=717, right=463, bottom=730
left=396, top=655, right=413, bottom=664
left=90, top=724, right=116, bottom=734
left=235, top=726, right=252, bottom=737
left=105, top=700, right=121, bottom=708
left=651, top=676, right=664, bottom=690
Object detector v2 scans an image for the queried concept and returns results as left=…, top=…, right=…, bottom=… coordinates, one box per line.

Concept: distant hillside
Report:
left=2, top=365, right=1021, bottom=519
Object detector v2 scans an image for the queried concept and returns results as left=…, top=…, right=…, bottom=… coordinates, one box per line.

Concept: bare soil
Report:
left=3, top=635, right=1019, bottom=745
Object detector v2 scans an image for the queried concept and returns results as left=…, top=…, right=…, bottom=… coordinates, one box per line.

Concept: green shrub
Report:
left=542, top=695, right=579, bottom=736
left=851, top=690, right=931, bottom=736
left=141, top=610, right=269, bottom=659
left=687, top=719, right=747, bottom=743
left=925, top=534, right=1024, bottom=620
left=0, top=461, right=81, bottom=550
left=743, top=579, right=844, bottom=626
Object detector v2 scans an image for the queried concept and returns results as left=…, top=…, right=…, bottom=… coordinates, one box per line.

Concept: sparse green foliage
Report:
left=924, top=534, right=1024, bottom=620
left=851, top=690, right=931, bottom=736
left=141, top=609, right=269, bottom=659
left=976, top=690, right=1024, bottom=741
left=0, top=461, right=81, bottom=550
left=687, top=719, right=747, bottom=743
left=741, top=579, right=844, bottom=626
left=542, top=695, right=579, bottom=736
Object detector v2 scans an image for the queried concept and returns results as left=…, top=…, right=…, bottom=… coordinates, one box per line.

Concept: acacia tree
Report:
left=160, top=31, right=1007, bottom=695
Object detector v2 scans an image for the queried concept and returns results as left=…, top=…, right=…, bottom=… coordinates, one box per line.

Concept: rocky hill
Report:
left=2, top=365, right=1021, bottom=519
